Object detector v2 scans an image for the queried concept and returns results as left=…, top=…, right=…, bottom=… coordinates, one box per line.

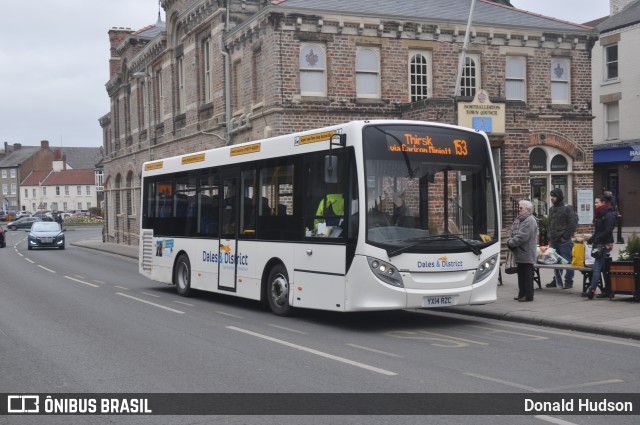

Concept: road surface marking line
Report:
left=534, top=415, right=579, bottom=425
left=37, top=265, right=56, bottom=273
left=64, top=276, right=100, bottom=288
left=25, top=258, right=34, bottom=263
left=540, top=379, right=624, bottom=392
left=93, top=280, right=105, bottom=284
left=114, top=286, right=129, bottom=290
left=476, top=322, right=640, bottom=348
left=268, top=324, right=308, bottom=334
left=174, top=301, right=195, bottom=307
left=467, top=325, right=549, bottom=340
left=464, top=372, right=540, bottom=392
left=117, top=292, right=185, bottom=314
left=228, top=326, right=396, bottom=376
left=416, top=330, right=488, bottom=345
left=216, top=311, right=244, bottom=319
left=346, top=343, right=404, bottom=358
left=141, top=292, right=161, bottom=298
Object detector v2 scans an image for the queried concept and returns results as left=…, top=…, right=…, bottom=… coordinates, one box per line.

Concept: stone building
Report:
left=101, top=0, right=595, bottom=245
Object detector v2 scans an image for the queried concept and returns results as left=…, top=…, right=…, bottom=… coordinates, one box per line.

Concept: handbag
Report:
left=505, top=250, right=518, bottom=274
left=590, top=244, right=604, bottom=260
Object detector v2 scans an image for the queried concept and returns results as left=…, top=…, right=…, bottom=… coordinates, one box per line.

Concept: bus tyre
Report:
left=267, top=264, right=291, bottom=316
left=174, top=254, right=192, bottom=297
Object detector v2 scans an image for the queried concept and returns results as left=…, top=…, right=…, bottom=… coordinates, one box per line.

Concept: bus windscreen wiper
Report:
left=387, top=234, right=481, bottom=258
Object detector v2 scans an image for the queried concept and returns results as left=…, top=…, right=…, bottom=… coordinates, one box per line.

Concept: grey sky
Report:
left=0, top=1, right=610, bottom=149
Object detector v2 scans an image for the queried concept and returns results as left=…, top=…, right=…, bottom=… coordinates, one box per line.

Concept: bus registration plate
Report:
left=423, top=295, right=458, bottom=307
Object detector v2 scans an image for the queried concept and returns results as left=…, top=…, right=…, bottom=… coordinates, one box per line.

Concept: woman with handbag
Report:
left=507, top=200, right=539, bottom=302
left=585, top=195, right=616, bottom=300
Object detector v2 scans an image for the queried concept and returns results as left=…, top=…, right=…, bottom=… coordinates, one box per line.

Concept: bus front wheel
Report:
left=174, top=254, right=192, bottom=297
left=267, top=264, right=291, bottom=316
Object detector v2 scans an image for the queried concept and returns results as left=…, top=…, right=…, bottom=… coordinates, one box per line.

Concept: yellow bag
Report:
left=571, top=242, right=585, bottom=268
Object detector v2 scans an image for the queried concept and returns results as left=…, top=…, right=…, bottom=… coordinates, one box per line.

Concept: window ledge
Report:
left=355, top=98, right=385, bottom=105
left=299, top=96, right=331, bottom=104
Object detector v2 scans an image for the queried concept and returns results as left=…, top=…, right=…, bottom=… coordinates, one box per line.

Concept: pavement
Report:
left=71, top=227, right=640, bottom=341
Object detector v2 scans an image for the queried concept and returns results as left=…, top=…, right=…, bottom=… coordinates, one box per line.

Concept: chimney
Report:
left=62, top=154, right=67, bottom=171
left=41, top=140, right=50, bottom=149
left=611, top=0, right=634, bottom=15
left=13, top=143, right=22, bottom=150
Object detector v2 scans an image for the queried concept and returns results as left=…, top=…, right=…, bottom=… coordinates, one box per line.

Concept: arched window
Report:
left=299, top=43, right=326, bottom=96
left=115, top=174, right=122, bottom=215
left=529, top=147, right=573, bottom=216
left=126, top=171, right=134, bottom=216
left=356, top=47, right=380, bottom=98
left=409, top=51, right=432, bottom=102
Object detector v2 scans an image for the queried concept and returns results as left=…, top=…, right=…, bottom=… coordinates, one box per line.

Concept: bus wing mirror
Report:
left=324, top=155, right=339, bottom=184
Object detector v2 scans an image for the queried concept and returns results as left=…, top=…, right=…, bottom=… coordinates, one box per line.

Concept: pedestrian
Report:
left=507, top=200, right=539, bottom=302
left=584, top=194, right=616, bottom=300
left=546, top=188, right=577, bottom=289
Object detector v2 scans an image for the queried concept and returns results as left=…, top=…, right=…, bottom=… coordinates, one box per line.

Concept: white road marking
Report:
left=37, top=265, right=56, bottom=273
left=114, top=286, right=129, bottom=290
left=465, top=372, right=624, bottom=393
left=93, top=280, right=105, bottom=284
left=534, top=415, right=579, bottom=425
left=216, top=311, right=244, bottom=319
left=141, top=292, right=161, bottom=298
left=173, top=300, right=195, bottom=307
left=25, top=258, right=34, bottom=264
left=228, top=326, right=396, bottom=376
left=117, top=293, right=185, bottom=314
left=64, top=276, right=100, bottom=288
left=268, top=324, right=308, bottom=334
left=346, top=343, right=404, bottom=358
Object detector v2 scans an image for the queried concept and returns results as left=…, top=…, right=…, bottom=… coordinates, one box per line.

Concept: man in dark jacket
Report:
left=547, top=188, right=578, bottom=288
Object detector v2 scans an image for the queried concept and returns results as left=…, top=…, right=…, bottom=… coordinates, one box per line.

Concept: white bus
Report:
left=139, top=120, right=501, bottom=315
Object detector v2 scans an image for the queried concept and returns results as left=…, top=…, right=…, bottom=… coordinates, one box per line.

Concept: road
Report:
left=0, top=227, right=638, bottom=424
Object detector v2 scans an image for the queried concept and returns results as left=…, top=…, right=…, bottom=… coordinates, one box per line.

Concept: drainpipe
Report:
left=220, top=0, right=232, bottom=145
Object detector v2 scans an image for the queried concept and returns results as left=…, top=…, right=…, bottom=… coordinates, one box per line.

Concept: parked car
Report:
left=33, top=211, right=53, bottom=221
left=0, top=225, right=6, bottom=248
left=27, top=221, right=65, bottom=250
left=0, top=210, right=17, bottom=221
left=15, top=211, right=32, bottom=219
left=7, top=217, right=41, bottom=230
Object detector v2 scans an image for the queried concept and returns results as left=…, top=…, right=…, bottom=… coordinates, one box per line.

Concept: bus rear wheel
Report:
left=267, top=264, right=291, bottom=316
left=174, top=254, right=192, bottom=297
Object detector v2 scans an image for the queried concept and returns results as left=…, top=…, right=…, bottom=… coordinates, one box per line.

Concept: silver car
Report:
left=27, top=221, right=65, bottom=250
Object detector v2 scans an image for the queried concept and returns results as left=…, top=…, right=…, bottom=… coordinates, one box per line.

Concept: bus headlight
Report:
left=367, top=257, right=404, bottom=288
left=472, top=254, right=499, bottom=285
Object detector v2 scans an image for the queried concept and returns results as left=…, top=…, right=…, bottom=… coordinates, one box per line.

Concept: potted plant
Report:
left=608, top=232, right=640, bottom=298
left=537, top=215, right=549, bottom=246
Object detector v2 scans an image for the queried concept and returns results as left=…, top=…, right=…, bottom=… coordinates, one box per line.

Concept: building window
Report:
left=65, top=186, right=70, bottom=196
left=356, top=47, right=381, bottom=98
left=43, top=187, right=47, bottom=195
left=605, top=44, right=618, bottom=80
left=24, top=189, right=28, bottom=198
left=11, top=183, right=16, bottom=194
left=409, top=51, right=432, bottom=102
left=78, top=202, right=83, bottom=210
left=529, top=146, right=573, bottom=216
left=77, top=185, right=81, bottom=195
left=156, top=69, right=164, bottom=122
left=11, top=169, right=16, bottom=178
left=1, top=170, right=6, bottom=178
left=506, top=56, right=526, bottom=101
left=299, top=43, right=326, bottom=97
left=605, top=101, right=620, bottom=140
left=233, top=59, right=242, bottom=111
left=32, top=188, right=36, bottom=197
left=56, top=186, right=60, bottom=196
left=86, top=186, right=91, bottom=195
left=2, top=184, right=6, bottom=195
left=202, top=38, right=212, bottom=104
left=63, top=202, right=68, bottom=211
left=126, top=172, right=134, bottom=216
left=177, top=56, right=186, bottom=113
left=252, top=48, right=264, bottom=104
left=459, top=54, right=480, bottom=97
left=551, top=58, right=570, bottom=104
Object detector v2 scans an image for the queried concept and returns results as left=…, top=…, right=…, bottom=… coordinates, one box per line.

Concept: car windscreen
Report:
left=31, top=222, right=61, bottom=232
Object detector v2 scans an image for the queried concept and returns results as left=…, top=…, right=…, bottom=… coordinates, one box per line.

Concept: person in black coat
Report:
left=585, top=195, right=616, bottom=300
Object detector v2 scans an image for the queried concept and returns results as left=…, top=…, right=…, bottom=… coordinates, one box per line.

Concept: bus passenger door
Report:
left=219, top=175, right=238, bottom=291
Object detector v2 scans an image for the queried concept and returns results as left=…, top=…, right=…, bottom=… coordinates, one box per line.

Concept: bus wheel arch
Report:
left=173, top=251, right=192, bottom=297
left=262, top=259, right=292, bottom=316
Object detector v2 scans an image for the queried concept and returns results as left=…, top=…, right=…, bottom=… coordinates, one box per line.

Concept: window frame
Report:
left=604, top=44, right=619, bottom=81
left=551, top=57, right=571, bottom=104
left=408, top=50, right=432, bottom=102
left=505, top=56, right=526, bottom=101
left=459, top=54, right=481, bottom=97
left=355, top=46, right=381, bottom=99
left=299, top=42, right=327, bottom=97
left=605, top=101, right=620, bottom=141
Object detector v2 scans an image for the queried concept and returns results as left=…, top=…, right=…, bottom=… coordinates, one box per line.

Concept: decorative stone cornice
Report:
left=130, top=35, right=168, bottom=72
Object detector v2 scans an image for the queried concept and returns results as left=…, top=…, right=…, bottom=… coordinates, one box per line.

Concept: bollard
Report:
left=616, top=214, right=624, bottom=244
